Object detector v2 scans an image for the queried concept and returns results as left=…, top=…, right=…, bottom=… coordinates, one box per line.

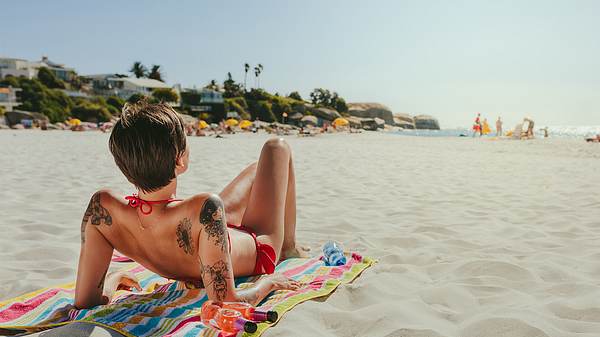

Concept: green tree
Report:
left=148, top=65, right=164, bottom=82
left=152, top=88, right=179, bottom=103
left=2, top=76, right=73, bottom=122
left=37, top=67, right=65, bottom=89
left=248, top=100, right=275, bottom=122
left=204, top=79, right=220, bottom=91
left=332, top=95, right=348, bottom=113
left=71, top=102, right=112, bottom=122
left=288, top=91, right=302, bottom=101
left=244, top=88, right=270, bottom=101
left=223, top=72, right=243, bottom=98
left=225, top=97, right=250, bottom=120
left=244, top=63, right=250, bottom=91
left=127, top=93, right=146, bottom=104
left=130, top=61, right=147, bottom=78
left=106, top=96, right=125, bottom=111
left=254, top=64, right=263, bottom=88
left=271, top=97, right=292, bottom=122
left=309, top=88, right=347, bottom=112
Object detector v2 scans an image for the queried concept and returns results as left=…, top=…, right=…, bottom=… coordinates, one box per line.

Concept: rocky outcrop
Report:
left=300, top=115, right=318, bottom=125
left=393, top=113, right=415, bottom=129
left=344, top=116, right=363, bottom=128
left=347, top=103, right=394, bottom=124
left=308, top=106, right=341, bottom=121
left=357, top=117, right=384, bottom=131
left=5, top=110, right=49, bottom=126
left=414, top=115, right=440, bottom=130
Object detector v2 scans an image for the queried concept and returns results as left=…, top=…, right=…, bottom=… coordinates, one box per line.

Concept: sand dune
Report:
left=1, top=131, right=599, bottom=337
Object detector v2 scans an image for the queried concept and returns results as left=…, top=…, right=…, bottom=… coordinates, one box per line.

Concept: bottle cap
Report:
left=244, top=321, right=258, bottom=333
left=267, top=310, right=278, bottom=322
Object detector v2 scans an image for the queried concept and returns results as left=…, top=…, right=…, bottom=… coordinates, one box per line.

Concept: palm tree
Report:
left=244, top=63, right=250, bottom=91
left=254, top=64, right=263, bottom=89
left=148, top=65, right=164, bottom=82
left=205, top=79, right=220, bottom=91
left=257, top=64, right=263, bottom=88
left=129, top=61, right=147, bottom=78
left=253, top=67, right=258, bottom=88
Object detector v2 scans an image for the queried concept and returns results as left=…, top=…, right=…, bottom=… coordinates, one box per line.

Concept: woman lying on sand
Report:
left=74, top=100, right=306, bottom=309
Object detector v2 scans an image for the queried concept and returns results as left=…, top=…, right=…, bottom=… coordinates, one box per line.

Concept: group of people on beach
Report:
left=472, top=113, right=504, bottom=137
left=472, top=113, right=537, bottom=139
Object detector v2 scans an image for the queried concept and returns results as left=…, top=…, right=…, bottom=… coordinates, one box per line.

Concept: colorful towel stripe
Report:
left=0, top=254, right=373, bottom=337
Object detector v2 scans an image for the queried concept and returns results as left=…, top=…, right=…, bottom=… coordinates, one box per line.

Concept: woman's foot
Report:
left=280, top=244, right=311, bottom=260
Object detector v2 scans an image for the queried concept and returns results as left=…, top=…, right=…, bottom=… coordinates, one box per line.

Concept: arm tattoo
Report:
left=80, top=192, right=113, bottom=243
left=199, top=196, right=227, bottom=252
left=200, top=260, right=230, bottom=301
left=176, top=218, right=194, bottom=255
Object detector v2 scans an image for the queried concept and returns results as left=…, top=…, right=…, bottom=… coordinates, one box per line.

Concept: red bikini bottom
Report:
left=227, top=224, right=276, bottom=275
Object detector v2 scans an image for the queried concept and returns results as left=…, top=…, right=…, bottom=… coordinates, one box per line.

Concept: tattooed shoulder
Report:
left=199, top=195, right=227, bottom=252
left=80, top=191, right=113, bottom=243
left=176, top=218, right=195, bottom=255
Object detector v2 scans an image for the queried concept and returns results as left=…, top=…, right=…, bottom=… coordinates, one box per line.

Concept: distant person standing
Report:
left=472, top=113, right=482, bottom=137
left=496, top=117, right=503, bottom=136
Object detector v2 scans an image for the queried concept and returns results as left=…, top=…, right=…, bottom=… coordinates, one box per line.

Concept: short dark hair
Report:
left=109, top=99, right=186, bottom=192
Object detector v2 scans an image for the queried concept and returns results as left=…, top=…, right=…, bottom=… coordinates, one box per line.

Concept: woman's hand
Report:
left=236, top=273, right=301, bottom=306
left=262, top=273, right=301, bottom=292
left=101, top=271, right=142, bottom=303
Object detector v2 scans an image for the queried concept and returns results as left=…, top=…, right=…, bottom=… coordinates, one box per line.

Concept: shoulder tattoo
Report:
left=176, top=218, right=195, bottom=255
left=199, top=196, right=227, bottom=252
left=80, top=192, right=112, bottom=243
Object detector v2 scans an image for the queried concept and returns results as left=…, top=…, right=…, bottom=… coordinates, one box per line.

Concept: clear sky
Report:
left=2, top=0, right=599, bottom=127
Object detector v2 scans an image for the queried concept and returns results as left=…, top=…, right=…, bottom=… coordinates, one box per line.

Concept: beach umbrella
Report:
left=333, top=117, right=349, bottom=127
left=225, top=118, right=239, bottom=126
left=198, top=120, right=209, bottom=129
left=239, top=120, right=253, bottom=129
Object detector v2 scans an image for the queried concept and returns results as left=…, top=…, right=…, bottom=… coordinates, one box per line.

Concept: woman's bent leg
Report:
left=241, top=138, right=291, bottom=261
left=219, top=162, right=257, bottom=226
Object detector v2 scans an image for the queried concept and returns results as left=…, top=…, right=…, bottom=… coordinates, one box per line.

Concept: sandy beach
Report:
left=1, top=130, right=599, bottom=337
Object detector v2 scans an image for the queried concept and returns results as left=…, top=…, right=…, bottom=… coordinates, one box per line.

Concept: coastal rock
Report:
left=300, top=115, right=318, bottom=126
left=393, top=113, right=415, bottom=129
left=414, top=115, right=440, bottom=130
left=347, top=103, right=394, bottom=124
left=308, top=106, right=341, bottom=121
left=345, top=116, right=363, bottom=128
left=5, top=110, right=49, bottom=126
left=359, top=118, right=384, bottom=131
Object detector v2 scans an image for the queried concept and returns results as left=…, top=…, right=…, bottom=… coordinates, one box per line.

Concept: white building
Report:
left=84, top=74, right=179, bottom=106
left=0, top=87, right=21, bottom=112
left=0, top=56, right=75, bottom=81
left=0, top=58, right=37, bottom=79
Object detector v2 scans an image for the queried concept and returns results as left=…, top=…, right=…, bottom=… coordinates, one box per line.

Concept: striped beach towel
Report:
left=0, top=254, right=373, bottom=337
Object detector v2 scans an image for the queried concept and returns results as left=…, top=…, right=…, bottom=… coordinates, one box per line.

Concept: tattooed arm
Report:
left=74, top=191, right=114, bottom=309
left=197, top=194, right=236, bottom=302
left=196, top=194, right=300, bottom=306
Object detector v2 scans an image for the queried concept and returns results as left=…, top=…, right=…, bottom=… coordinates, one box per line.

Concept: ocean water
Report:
left=396, top=126, right=600, bottom=138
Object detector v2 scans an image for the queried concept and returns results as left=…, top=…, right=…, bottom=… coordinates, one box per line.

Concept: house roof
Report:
left=122, top=77, right=170, bottom=89
left=0, top=57, right=28, bottom=62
